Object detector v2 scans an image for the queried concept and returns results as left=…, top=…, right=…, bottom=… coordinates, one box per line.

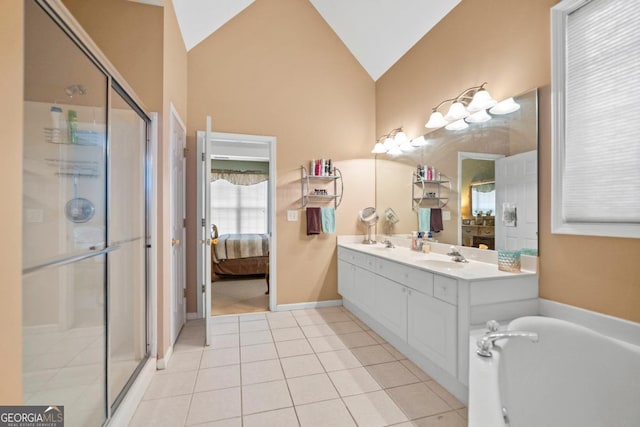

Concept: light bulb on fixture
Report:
left=383, top=136, right=397, bottom=149
left=425, top=111, right=449, bottom=128
left=490, top=97, right=520, bottom=115
left=467, top=88, right=497, bottom=113
left=371, top=142, right=387, bottom=154
left=444, top=101, right=469, bottom=121
left=465, top=109, right=492, bottom=123
left=445, top=119, right=469, bottom=131
left=399, top=140, right=413, bottom=152
left=387, top=146, right=403, bottom=156
left=394, top=130, right=408, bottom=145
left=410, top=136, right=428, bottom=147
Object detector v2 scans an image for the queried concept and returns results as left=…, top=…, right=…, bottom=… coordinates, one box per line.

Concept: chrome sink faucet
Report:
left=446, top=246, right=468, bottom=263
left=476, top=320, right=539, bottom=357
left=382, top=239, right=395, bottom=248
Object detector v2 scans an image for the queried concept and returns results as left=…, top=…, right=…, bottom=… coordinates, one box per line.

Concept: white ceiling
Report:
left=170, top=0, right=461, bottom=81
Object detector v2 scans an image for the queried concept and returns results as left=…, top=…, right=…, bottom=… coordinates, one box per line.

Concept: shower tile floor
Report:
left=129, top=306, right=467, bottom=426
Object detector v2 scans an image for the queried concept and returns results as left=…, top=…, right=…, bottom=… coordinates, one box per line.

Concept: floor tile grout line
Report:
left=266, top=321, right=302, bottom=426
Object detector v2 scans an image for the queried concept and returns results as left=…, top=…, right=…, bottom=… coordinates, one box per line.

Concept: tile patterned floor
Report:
left=129, top=307, right=467, bottom=427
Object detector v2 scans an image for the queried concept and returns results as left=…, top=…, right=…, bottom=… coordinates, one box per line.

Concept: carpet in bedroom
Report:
left=211, top=277, right=269, bottom=315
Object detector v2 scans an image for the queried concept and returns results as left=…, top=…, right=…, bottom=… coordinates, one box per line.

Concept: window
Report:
left=551, top=0, right=640, bottom=238
left=211, top=179, right=268, bottom=234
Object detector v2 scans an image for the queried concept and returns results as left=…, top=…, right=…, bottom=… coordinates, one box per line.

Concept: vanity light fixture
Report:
left=371, top=127, right=414, bottom=155
left=465, top=109, right=492, bottom=123
left=425, top=82, right=497, bottom=130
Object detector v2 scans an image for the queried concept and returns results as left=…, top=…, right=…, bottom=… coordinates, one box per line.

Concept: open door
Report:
left=170, top=107, right=187, bottom=344
left=196, top=117, right=212, bottom=345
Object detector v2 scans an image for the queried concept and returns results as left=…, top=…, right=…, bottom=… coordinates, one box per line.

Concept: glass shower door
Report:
left=22, top=2, right=108, bottom=425
left=108, top=86, right=149, bottom=408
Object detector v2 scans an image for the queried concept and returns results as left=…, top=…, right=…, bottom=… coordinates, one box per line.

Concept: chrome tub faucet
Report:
left=476, top=320, right=539, bottom=357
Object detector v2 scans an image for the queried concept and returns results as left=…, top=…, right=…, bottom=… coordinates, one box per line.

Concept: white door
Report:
left=196, top=118, right=212, bottom=345
left=373, top=276, right=408, bottom=341
left=495, top=150, right=538, bottom=251
left=170, top=107, right=186, bottom=344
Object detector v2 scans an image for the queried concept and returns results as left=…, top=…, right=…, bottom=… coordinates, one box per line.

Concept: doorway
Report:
left=196, top=131, right=277, bottom=321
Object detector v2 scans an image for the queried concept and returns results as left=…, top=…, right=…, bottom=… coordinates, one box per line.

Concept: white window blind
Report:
left=562, top=0, right=640, bottom=224
left=211, top=179, right=268, bottom=234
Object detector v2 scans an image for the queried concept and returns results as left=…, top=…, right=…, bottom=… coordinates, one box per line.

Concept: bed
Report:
left=211, top=225, right=270, bottom=292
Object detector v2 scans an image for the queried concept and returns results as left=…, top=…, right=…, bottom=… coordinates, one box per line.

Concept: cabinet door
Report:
left=352, top=266, right=377, bottom=315
left=337, top=259, right=355, bottom=300
left=374, top=275, right=408, bottom=341
left=407, top=290, right=457, bottom=376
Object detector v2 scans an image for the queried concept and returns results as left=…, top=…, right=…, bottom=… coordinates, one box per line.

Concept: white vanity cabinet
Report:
left=337, top=243, right=538, bottom=404
left=407, top=288, right=457, bottom=375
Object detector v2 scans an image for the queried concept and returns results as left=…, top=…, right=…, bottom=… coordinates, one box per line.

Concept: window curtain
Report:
left=211, top=169, right=268, bottom=186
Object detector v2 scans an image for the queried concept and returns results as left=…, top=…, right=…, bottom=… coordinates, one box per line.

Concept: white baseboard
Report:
left=108, top=357, right=156, bottom=426
left=156, top=345, right=173, bottom=370
left=539, top=299, right=640, bottom=347
left=186, top=312, right=199, bottom=320
left=276, top=299, right=343, bottom=311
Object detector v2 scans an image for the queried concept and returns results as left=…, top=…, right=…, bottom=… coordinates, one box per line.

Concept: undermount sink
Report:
left=419, top=259, right=466, bottom=269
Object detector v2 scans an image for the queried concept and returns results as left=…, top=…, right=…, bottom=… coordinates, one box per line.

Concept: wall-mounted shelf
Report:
left=44, top=127, right=104, bottom=146
left=412, top=173, right=451, bottom=210
left=300, top=165, right=343, bottom=208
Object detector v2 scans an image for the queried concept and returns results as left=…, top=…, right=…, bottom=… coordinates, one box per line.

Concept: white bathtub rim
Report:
left=469, top=302, right=640, bottom=427
left=539, top=298, right=640, bottom=348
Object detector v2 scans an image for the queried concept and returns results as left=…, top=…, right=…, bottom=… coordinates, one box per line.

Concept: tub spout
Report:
left=476, top=330, right=539, bottom=357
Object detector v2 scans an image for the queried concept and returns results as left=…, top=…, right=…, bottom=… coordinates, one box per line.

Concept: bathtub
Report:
left=469, top=316, right=640, bottom=427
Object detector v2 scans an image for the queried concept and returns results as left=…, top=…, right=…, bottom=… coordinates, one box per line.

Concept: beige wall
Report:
left=186, top=0, right=376, bottom=309
left=159, top=0, right=188, bottom=356
left=62, top=0, right=163, bottom=112
left=376, top=0, right=640, bottom=322
left=0, top=0, right=24, bottom=404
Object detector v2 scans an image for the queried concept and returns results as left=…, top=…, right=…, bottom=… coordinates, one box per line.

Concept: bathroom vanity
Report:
left=337, top=237, right=538, bottom=403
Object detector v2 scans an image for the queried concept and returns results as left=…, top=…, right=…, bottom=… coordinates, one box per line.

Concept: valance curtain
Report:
left=211, top=169, right=268, bottom=186
left=472, top=182, right=495, bottom=193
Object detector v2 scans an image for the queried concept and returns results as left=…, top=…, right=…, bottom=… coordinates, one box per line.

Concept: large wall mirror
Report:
left=375, top=88, right=538, bottom=252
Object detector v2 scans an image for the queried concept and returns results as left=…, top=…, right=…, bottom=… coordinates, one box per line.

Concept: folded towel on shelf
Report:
left=430, top=208, right=444, bottom=232
left=418, top=208, right=431, bottom=232
left=321, top=207, right=336, bottom=233
left=306, top=207, right=321, bottom=235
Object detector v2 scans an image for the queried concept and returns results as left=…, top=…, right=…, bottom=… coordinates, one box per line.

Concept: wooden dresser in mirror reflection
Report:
left=461, top=223, right=495, bottom=249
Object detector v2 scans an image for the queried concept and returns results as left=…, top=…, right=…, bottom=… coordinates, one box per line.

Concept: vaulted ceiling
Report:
left=170, top=0, right=460, bottom=81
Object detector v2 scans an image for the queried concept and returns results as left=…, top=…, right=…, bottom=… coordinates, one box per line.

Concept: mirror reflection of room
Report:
left=375, top=88, right=538, bottom=253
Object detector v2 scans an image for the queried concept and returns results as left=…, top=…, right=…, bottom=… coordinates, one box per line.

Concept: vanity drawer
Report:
left=338, top=247, right=358, bottom=263
left=434, top=275, right=457, bottom=305
left=338, top=247, right=374, bottom=271
left=376, top=259, right=434, bottom=296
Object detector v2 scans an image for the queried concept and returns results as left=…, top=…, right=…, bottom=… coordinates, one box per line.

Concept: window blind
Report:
left=563, top=0, right=640, bottom=223
left=211, top=179, right=268, bottom=234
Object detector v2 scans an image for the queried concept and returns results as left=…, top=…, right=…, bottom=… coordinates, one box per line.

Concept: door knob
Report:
left=171, top=239, right=180, bottom=246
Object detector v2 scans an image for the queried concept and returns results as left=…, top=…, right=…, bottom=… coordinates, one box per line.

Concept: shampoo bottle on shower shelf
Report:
left=68, top=109, right=78, bottom=144
left=309, top=160, right=315, bottom=176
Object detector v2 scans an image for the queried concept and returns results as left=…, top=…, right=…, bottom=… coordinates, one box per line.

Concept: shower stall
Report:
left=22, top=2, right=153, bottom=425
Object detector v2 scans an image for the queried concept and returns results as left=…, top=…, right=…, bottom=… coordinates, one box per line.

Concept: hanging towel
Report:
left=321, top=207, right=336, bottom=234
left=306, top=207, right=321, bottom=235
left=430, top=208, right=444, bottom=232
left=418, top=208, right=431, bottom=232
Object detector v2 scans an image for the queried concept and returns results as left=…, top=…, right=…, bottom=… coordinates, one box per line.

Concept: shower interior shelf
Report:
left=44, top=127, right=104, bottom=146
left=300, top=165, right=343, bottom=209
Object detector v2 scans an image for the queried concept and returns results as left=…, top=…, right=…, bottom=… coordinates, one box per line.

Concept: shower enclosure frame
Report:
left=24, top=0, right=158, bottom=423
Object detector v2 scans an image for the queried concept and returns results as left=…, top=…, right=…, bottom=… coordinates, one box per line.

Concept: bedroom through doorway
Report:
left=201, top=132, right=276, bottom=317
